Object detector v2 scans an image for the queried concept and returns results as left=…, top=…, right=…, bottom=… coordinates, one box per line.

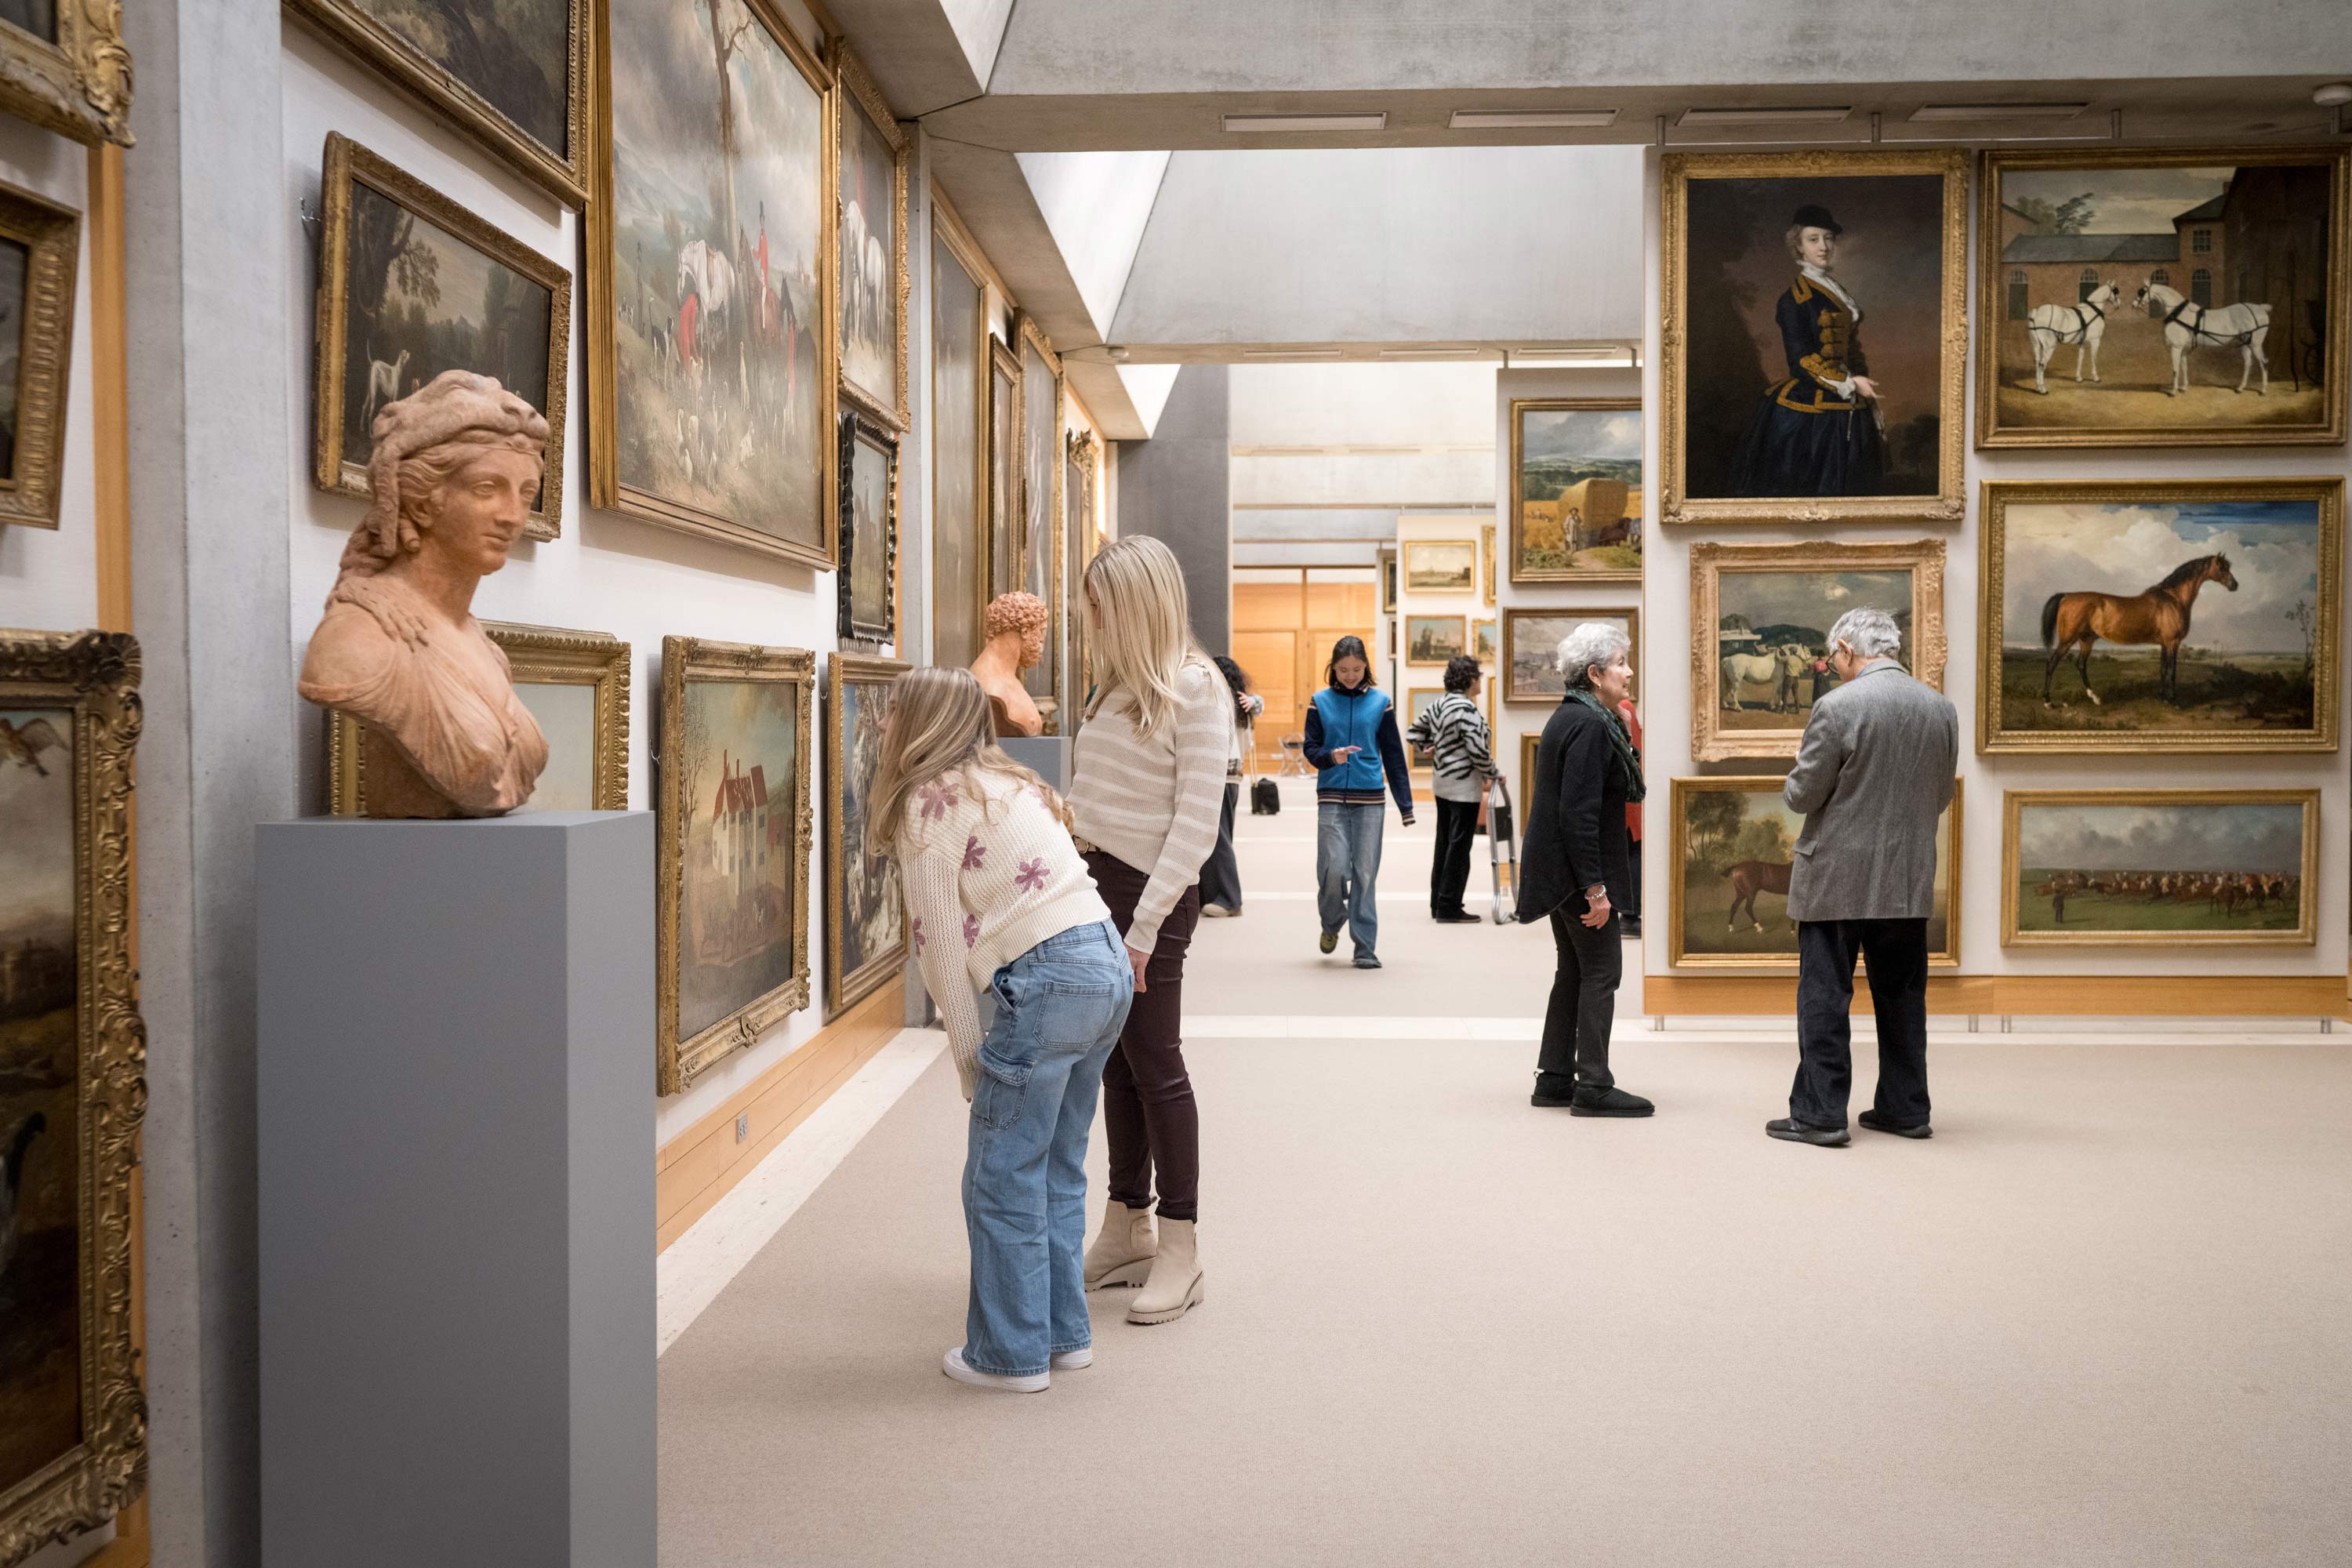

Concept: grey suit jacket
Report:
left=1783, top=660, right=1958, bottom=922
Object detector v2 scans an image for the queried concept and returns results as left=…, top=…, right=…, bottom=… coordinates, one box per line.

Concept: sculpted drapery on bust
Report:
left=299, top=371, right=553, bottom=818
left=971, top=591, right=1048, bottom=737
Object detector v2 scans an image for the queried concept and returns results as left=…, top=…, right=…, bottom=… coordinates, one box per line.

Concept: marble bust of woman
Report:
left=299, top=371, right=551, bottom=818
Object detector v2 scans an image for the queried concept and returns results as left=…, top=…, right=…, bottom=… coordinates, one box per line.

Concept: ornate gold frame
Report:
left=311, top=134, right=574, bottom=542
left=1480, top=521, right=1497, bottom=601
left=822, top=652, right=909, bottom=1020
left=1377, top=546, right=1397, bottom=612
left=0, top=180, right=79, bottom=530
left=1403, top=539, right=1477, bottom=593
left=0, top=630, right=147, bottom=1564
left=328, top=621, right=630, bottom=815
left=1065, top=428, right=1100, bottom=716
left=2000, top=788, right=2320, bottom=948
left=1976, top=477, right=2341, bottom=755
left=587, top=0, right=838, bottom=569
left=1507, top=397, right=1643, bottom=583
left=1974, top=144, right=2349, bottom=450
left=828, top=42, right=910, bottom=430
left=1518, top=729, right=1539, bottom=815
left=285, top=0, right=590, bottom=205
left=1404, top=614, right=1467, bottom=667
left=1667, top=773, right=1962, bottom=970
left=985, top=334, right=1021, bottom=607
left=837, top=410, right=898, bottom=644
left=928, top=202, right=990, bottom=664
left=1472, top=616, right=1495, bottom=665
left=656, top=637, right=815, bottom=1094
left=1659, top=148, right=1968, bottom=527
left=1014, top=312, right=1065, bottom=734
left=0, top=1, right=129, bottom=146
left=1690, top=537, right=1947, bottom=761
left=1502, top=605, right=1639, bottom=706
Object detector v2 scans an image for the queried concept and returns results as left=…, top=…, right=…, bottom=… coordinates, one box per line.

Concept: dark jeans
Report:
left=1623, top=833, right=1642, bottom=924
left=1535, top=906, right=1620, bottom=1090
left=1430, top=796, right=1479, bottom=916
left=1083, top=850, right=1203, bottom=1223
left=1792, top=917, right=1931, bottom=1131
left=1198, top=780, right=1243, bottom=912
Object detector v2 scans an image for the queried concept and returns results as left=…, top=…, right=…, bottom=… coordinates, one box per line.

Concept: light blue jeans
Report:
left=1316, top=801, right=1385, bottom=955
left=964, top=919, right=1134, bottom=1377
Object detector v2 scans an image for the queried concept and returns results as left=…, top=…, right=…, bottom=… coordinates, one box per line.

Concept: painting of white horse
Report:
left=2022, top=281, right=2122, bottom=394
left=836, top=61, right=906, bottom=422
left=2133, top=281, right=2270, bottom=397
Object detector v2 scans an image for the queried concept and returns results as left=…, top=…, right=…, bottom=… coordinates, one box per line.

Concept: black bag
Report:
left=1250, top=776, right=1281, bottom=816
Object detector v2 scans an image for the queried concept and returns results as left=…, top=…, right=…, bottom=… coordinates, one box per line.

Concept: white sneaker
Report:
left=942, top=1346, right=1049, bottom=1392
left=1050, top=1346, right=1093, bottom=1370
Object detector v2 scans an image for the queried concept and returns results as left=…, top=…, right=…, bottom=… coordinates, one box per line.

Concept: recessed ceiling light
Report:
left=1508, top=345, right=1635, bottom=365
left=1448, top=109, right=1619, bottom=129
left=1222, top=112, right=1388, bottom=133
left=1375, top=347, right=1494, bottom=359
left=1910, top=102, right=2088, bottom=122
left=2316, top=83, right=2352, bottom=107
left=1678, top=105, right=1850, bottom=126
left=1240, top=347, right=1345, bottom=359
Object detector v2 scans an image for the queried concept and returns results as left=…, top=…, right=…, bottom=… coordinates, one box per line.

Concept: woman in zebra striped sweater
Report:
left=1406, top=655, right=1497, bottom=924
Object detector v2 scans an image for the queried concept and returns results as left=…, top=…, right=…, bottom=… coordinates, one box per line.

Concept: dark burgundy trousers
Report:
left=1083, top=850, right=1202, bottom=1222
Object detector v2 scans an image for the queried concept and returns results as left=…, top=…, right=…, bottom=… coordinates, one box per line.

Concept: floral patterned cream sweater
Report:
left=897, top=766, right=1112, bottom=1098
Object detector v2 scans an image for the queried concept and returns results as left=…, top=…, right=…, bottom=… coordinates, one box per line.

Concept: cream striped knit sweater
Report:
left=1068, top=659, right=1231, bottom=953
left=898, top=768, right=1112, bottom=1098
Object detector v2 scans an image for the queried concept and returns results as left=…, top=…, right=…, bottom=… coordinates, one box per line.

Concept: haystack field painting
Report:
left=1510, top=401, right=1642, bottom=583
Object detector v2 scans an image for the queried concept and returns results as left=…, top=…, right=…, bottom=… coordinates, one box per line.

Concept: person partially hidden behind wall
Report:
left=1767, top=606, right=1958, bottom=1149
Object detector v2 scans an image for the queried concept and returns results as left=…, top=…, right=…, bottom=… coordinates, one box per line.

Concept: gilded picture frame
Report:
left=1667, top=773, right=1962, bottom=971
left=328, top=621, right=630, bottom=815
left=928, top=201, right=989, bottom=666
left=1480, top=522, right=1497, bottom=601
left=0, top=630, right=147, bottom=1565
left=822, top=652, right=909, bottom=1020
left=311, top=134, right=573, bottom=542
left=1690, top=538, right=1947, bottom=762
left=1976, top=477, right=2341, bottom=755
left=985, top=334, right=1022, bottom=606
left=1519, top=729, right=1540, bottom=815
left=1378, top=546, right=1398, bottom=612
left=285, top=0, right=592, bottom=206
left=656, top=637, right=815, bottom=1094
left=1015, top=312, right=1065, bottom=734
left=0, top=1, right=129, bottom=147
left=588, top=0, right=839, bottom=570
left=1065, top=428, right=1100, bottom=719
left=1660, top=147, right=1968, bottom=528
left=837, top=409, right=899, bottom=646
left=2000, top=788, right=2319, bottom=949
left=1974, top=144, right=2349, bottom=451
left=0, top=180, right=79, bottom=530
left=1508, top=397, right=1643, bottom=583
left=1502, top=605, right=1639, bottom=706
left=829, top=42, right=910, bottom=430
left=1404, top=539, right=1477, bottom=593
left=1405, top=614, right=1468, bottom=667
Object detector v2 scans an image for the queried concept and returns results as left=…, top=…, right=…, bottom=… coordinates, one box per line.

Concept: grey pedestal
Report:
left=257, top=813, right=655, bottom=1568
left=1001, top=733, right=1073, bottom=790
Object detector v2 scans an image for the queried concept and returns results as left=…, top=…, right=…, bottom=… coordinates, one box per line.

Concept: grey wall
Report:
left=1114, top=364, right=1231, bottom=651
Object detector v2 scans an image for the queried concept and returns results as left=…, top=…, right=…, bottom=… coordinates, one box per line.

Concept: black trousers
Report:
left=1535, top=906, right=1620, bottom=1089
left=1198, top=780, right=1243, bottom=912
left=1429, top=796, right=1480, bottom=916
left=1623, top=833, right=1642, bottom=923
left=1792, top=917, right=1930, bottom=1131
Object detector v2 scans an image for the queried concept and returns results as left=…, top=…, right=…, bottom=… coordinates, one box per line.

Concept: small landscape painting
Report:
left=840, top=417, right=897, bottom=643
left=1504, top=608, right=1637, bottom=705
left=837, top=60, right=903, bottom=420
left=1512, top=401, right=1642, bottom=582
left=1405, top=539, right=1476, bottom=593
left=1472, top=618, right=1495, bottom=663
left=825, top=655, right=908, bottom=1018
left=2004, top=790, right=2316, bottom=946
left=1405, top=615, right=1465, bottom=666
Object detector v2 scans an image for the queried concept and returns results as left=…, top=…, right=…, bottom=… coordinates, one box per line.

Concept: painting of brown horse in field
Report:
left=1723, top=858, right=1793, bottom=933
left=2041, top=553, right=2237, bottom=706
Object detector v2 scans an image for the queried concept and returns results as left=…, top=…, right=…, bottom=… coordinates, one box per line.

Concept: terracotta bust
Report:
left=299, top=370, right=551, bottom=818
left=971, top=591, right=1047, bottom=737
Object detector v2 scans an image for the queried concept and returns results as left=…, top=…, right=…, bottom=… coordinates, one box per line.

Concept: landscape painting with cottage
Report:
left=675, top=678, right=800, bottom=1044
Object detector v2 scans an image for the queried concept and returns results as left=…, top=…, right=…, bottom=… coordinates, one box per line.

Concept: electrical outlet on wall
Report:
left=735, top=1112, right=750, bottom=1144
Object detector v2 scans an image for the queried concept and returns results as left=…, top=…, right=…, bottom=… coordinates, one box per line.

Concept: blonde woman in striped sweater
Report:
left=1069, top=536, right=1232, bottom=1326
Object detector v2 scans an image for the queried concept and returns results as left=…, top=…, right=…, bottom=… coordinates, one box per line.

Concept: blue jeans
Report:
left=1316, top=801, right=1385, bottom=954
left=964, top=919, right=1134, bottom=1377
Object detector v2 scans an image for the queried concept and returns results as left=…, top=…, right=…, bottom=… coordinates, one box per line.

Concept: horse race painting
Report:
left=1690, top=538, right=1947, bottom=761
left=2002, top=789, right=2318, bottom=947
left=1509, top=399, right=1642, bottom=583
left=1661, top=148, right=1967, bottom=526
left=593, top=0, right=834, bottom=568
left=1978, top=479, right=2341, bottom=753
left=1977, top=147, right=2349, bottom=448
left=1668, top=775, right=1960, bottom=969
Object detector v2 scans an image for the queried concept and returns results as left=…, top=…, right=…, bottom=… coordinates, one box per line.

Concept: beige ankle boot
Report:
left=1083, top=1200, right=1156, bottom=1290
left=1126, top=1218, right=1203, bottom=1324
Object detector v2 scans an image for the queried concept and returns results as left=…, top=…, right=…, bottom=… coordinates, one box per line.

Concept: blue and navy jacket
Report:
left=1302, top=684, right=1415, bottom=816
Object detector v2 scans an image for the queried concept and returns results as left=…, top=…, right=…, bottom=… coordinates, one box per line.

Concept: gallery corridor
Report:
left=653, top=779, right=2352, bottom=1566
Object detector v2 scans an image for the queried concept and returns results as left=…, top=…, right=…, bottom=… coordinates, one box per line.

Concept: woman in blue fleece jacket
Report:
left=1301, top=636, right=1415, bottom=968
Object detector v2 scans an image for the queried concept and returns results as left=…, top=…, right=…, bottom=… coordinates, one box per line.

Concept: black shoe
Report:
left=1433, top=910, right=1483, bottom=924
left=1318, top=929, right=1338, bottom=954
left=1766, top=1117, right=1851, bottom=1147
left=1859, top=1109, right=1932, bottom=1139
left=1530, top=1075, right=1578, bottom=1109
left=1569, top=1084, right=1654, bottom=1118
left=1352, top=950, right=1382, bottom=970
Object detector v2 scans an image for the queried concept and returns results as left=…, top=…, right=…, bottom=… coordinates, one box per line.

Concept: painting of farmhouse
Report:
left=675, top=677, right=801, bottom=1045
left=0, top=703, right=82, bottom=1501
left=1714, top=568, right=1912, bottom=734
left=1982, top=481, right=2339, bottom=751
left=605, top=0, right=829, bottom=561
left=1510, top=401, right=1642, bottom=582
left=1981, top=149, right=2347, bottom=445
left=2005, top=791, right=2315, bottom=946
left=1670, top=777, right=1956, bottom=967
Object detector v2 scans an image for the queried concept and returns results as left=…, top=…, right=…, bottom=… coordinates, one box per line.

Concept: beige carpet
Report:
left=657, top=781, right=2352, bottom=1566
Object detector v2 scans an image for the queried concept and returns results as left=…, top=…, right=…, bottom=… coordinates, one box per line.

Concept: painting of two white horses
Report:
left=608, top=0, right=829, bottom=553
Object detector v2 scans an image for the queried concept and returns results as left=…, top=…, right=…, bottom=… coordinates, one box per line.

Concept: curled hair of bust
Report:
left=1828, top=606, right=1902, bottom=660
left=984, top=590, right=1048, bottom=643
left=1555, top=622, right=1631, bottom=688
left=339, top=369, right=548, bottom=580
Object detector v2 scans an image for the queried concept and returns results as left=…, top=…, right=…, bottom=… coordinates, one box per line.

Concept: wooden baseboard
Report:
left=1645, top=972, right=2350, bottom=1020
left=655, top=984, right=905, bottom=1252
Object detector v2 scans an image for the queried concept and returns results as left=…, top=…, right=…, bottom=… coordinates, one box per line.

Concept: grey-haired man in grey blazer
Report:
left=1766, top=606, right=1958, bottom=1148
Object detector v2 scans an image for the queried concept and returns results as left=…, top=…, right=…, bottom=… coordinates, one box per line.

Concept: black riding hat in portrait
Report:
left=1730, top=202, right=1886, bottom=499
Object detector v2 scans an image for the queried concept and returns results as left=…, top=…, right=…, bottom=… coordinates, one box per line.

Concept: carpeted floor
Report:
left=656, top=779, right=2352, bottom=1566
